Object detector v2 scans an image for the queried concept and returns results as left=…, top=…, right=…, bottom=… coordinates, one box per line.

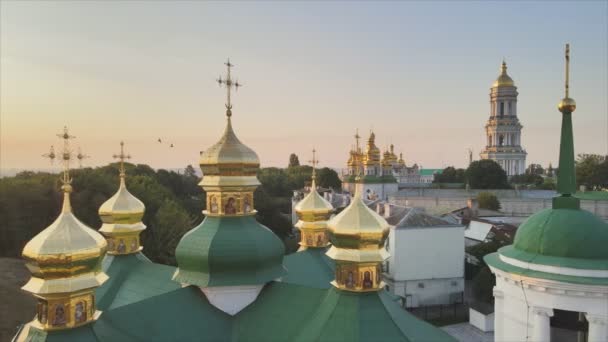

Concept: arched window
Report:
left=499, top=135, right=504, bottom=146
left=499, top=102, right=504, bottom=117
left=488, top=135, right=492, bottom=146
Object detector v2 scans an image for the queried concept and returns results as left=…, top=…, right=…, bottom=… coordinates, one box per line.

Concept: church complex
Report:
left=13, top=46, right=608, bottom=342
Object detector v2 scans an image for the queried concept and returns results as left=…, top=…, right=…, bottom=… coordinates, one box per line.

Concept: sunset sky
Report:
left=1, top=1, right=607, bottom=173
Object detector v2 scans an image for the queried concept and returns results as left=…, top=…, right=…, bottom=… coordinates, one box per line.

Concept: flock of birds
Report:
left=157, top=138, right=174, bottom=148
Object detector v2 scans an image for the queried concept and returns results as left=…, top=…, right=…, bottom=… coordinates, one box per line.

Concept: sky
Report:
left=1, top=1, right=607, bottom=173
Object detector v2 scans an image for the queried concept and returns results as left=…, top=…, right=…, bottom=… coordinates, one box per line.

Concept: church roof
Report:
left=21, top=283, right=455, bottom=342
left=282, top=248, right=335, bottom=289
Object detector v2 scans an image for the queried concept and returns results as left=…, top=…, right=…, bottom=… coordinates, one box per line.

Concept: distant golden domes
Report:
left=493, top=61, right=515, bottom=88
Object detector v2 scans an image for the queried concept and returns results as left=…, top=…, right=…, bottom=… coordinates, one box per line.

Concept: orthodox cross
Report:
left=55, top=126, right=75, bottom=185
left=42, top=145, right=56, bottom=165
left=216, top=59, right=242, bottom=114
left=354, top=129, right=360, bottom=152
left=113, top=141, right=131, bottom=177
left=309, top=148, right=319, bottom=180
left=76, top=147, right=90, bottom=168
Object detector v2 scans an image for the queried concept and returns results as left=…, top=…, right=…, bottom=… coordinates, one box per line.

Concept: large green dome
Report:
left=173, top=216, right=286, bottom=287
left=505, top=208, right=608, bottom=267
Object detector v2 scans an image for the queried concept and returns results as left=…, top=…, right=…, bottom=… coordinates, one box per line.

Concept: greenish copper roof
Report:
left=419, top=169, right=443, bottom=176
left=24, top=282, right=453, bottom=342
left=97, top=253, right=181, bottom=311
left=282, top=248, right=335, bottom=289
left=511, top=208, right=608, bottom=263
left=485, top=252, right=608, bottom=285
left=173, top=215, right=286, bottom=287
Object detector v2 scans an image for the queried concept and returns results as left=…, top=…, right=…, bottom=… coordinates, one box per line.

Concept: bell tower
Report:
left=480, top=60, right=527, bottom=176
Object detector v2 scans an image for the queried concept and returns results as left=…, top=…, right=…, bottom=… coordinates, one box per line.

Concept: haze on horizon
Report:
left=1, top=1, right=607, bottom=173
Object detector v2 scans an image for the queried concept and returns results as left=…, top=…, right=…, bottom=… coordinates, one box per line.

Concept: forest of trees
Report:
left=0, top=159, right=342, bottom=265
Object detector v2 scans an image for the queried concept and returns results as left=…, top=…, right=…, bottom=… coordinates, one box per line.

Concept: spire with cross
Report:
left=76, top=147, right=90, bottom=168
left=309, top=148, right=319, bottom=184
left=216, top=58, right=242, bottom=116
left=113, top=141, right=131, bottom=178
left=54, top=126, right=76, bottom=186
left=42, top=145, right=56, bottom=165
left=354, top=129, right=361, bottom=152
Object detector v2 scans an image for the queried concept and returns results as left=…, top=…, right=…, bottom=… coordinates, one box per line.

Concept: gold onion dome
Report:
left=99, top=174, right=146, bottom=255
left=22, top=184, right=108, bottom=295
left=326, top=192, right=389, bottom=292
left=363, top=132, right=381, bottom=165
left=199, top=113, right=261, bottom=190
left=493, top=61, right=515, bottom=87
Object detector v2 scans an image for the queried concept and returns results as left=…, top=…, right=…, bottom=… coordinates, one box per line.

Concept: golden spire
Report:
left=354, top=129, right=361, bottom=152
left=493, top=59, right=515, bottom=87
left=216, top=58, right=242, bottom=116
left=558, top=44, right=576, bottom=113
left=295, top=148, right=334, bottom=249
left=22, top=127, right=108, bottom=331
left=99, top=141, right=146, bottom=255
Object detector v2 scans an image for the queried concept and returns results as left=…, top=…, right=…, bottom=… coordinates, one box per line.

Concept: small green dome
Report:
left=173, top=216, right=286, bottom=287
left=512, top=208, right=608, bottom=261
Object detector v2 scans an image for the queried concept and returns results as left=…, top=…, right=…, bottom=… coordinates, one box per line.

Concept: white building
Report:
left=382, top=207, right=465, bottom=308
left=479, top=61, right=527, bottom=176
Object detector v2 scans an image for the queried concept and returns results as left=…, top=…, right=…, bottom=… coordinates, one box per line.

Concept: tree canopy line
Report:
left=433, top=154, right=608, bottom=190
left=0, top=153, right=342, bottom=265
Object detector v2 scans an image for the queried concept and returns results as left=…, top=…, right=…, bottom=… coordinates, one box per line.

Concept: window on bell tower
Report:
left=499, top=102, right=504, bottom=117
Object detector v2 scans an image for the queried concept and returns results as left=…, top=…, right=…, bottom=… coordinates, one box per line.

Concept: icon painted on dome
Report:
left=74, top=301, right=86, bottom=323
left=224, top=197, right=237, bottom=215
left=117, top=239, right=126, bottom=253
left=210, top=195, right=219, bottom=214
left=108, top=239, right=115, bottom=252
left=306, top=234, right=313, bottom=246
left=243, top=195, right=252, bottom=213
left=316, top=234, right=324, bottom=246
left=52, top=304, right=66, bottom=326
left=363, top=271, right=373, bottom=289
left=38, top=301, right=48, bottom=324
left=346, top=271, right=355, bottom=289
left=130, top=238, right=137, bottom=251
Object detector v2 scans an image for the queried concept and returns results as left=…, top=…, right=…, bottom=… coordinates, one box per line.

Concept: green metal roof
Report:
left=97, top=253, right=181, bottom=311
left=485, top=252, right=608, bottom=286
left=22, top=282, right=454, bottom=342
left=173, top=215, right=286, bottom=287
left=510, top=208, right=608, bottom=264
left=419, top=169, right=443, bottom=176
left=575, top=191, right=608, bottom=201
left=282, top=248, right=335, bottom=289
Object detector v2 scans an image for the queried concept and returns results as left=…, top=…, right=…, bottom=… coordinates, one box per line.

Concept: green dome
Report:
left=511, top=208, right=608, bottom=262
left=173, top=216, right=286, bottom=287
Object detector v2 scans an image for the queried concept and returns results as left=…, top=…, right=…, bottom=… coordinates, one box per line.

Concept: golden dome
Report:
left=199, top=115, right=261, bottom=189
left=99, top=177, right=145, bottom=226
left=22, top=185, right=108, bottom=295
left=295, top=180, right=333, bottom=220
left=493, top=61, right=515, bottom=87
left=398, top=152, right=405, bottom=165
left=326, top=193, right=389, bottom=262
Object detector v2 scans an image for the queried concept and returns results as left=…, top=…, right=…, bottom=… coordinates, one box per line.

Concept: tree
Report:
left=477, top=192, right=501, bottom=210
left=288, top=153, right=300, bottom=168
left=525, top=163, right=544, bottom=176
left=576, top=154, right=608, bottom=190
left=510, top=173, right=543, bottom=187
left=472, top=267, right=495, bottom=304
left=433, top=166, right=465, bottom=183
left=465, top=160, right=510, bottom=189
left=316, top=167, right=342, bottom=190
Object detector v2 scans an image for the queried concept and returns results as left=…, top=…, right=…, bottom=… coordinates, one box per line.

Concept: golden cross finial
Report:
left=216, top=58, right=242, bottom=116
left=113, top=141, right=131, bottom=177
left=55, top=126, right=75, bottom=186
left=565, top=43, right=570, bottom=98
left=42, top=145, right=56, bottom=165
left=309, top=148, right=319, bottom=180
left=76, top=147, right=89, bottom=168
left=354, top=129, right=361, bottom=152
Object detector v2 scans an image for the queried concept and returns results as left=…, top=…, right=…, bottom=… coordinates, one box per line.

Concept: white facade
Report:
left=469, top=308, right=495, bottom=332
left=489, top=259, right=608, bottom=342
left=384, top=221, right=465, bottom=308
left=479, top=62, right=527, bottom=176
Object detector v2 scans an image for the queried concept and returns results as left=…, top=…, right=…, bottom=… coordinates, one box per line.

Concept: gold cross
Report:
left=216, top=58, right=242, bottom=115
left=565, top=43, right=570, bottom=98
left=309, top=148, right=319, bottom=180
left=42, top=145, right=56, bottom=165
left=55, top=126, right=75, bottom=185
left=76, top=147, right=90, bottom=168
left=113, top=141, right=131, bottom=177
left=354, top=129, right=360, bottom=152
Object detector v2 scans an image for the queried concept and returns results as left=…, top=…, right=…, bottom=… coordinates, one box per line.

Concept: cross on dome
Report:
left=216, top=58, right=242, bottom=115
left=113, top=141, right=131, bottom=177
left=53, top=126, right=76, bottom=186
